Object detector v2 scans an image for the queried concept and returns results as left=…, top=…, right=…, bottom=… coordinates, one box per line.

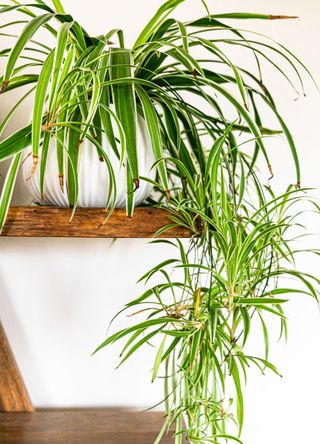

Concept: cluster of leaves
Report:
left=1, top=1, right=319, bottom=443
left=96, top=184, right=320, bottom=443
left=0, top=0, right=310, bottom=225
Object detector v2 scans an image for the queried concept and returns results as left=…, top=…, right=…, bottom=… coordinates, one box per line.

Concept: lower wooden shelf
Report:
left=0, top=409, right=182, bottom=443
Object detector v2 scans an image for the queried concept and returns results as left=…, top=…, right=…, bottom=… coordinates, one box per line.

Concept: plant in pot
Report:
left=0, top=0, right=319, bottom=443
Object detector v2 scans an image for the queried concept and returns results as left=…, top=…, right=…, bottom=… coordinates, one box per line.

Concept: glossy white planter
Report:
left=22, top=116, right=154, bottom=208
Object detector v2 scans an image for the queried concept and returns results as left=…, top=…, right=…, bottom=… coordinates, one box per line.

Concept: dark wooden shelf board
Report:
left=0, top=409, right=185, bottom=443
left=1, top=207, right=191, bottom=238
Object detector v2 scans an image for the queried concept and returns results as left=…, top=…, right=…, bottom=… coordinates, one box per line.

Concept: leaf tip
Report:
left=58, top=173, right=64, bottom=192
left=133, top=178, right=140, bottom=191
left=0, top=80, right=9, bottom=94
left=268, top=164, right=274, bottom=181
left=26, top=155, right=39, bottom=181
left=270, top=15, right=299, bottom=20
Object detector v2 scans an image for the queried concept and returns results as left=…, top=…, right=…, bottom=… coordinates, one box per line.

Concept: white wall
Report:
left=0, top=1, right=320, bottom=443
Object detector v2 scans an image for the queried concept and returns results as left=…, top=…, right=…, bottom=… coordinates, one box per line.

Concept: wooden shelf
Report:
left=0, top=409, right=183, bottom=443
left=2, top=207, right=191, bottom=238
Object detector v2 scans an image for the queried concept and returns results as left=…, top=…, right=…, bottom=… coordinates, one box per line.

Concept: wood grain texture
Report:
left=0, top=322, right=33, bottom=413
left=0, top=409, right=187, bottom=443
left=1, top=207, right=191, bottom=238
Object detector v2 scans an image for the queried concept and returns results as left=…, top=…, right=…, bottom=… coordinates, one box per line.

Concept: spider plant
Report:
left=0, top=0, right=307, bottom=225
left=1, top=1, right=319, bottom=443
left=96, top=185, right=320, bottom=443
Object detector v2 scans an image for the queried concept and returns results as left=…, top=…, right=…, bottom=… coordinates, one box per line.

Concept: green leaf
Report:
left=0, top=124, right=32, bottom=161
left=126, top=162, right=135, bottom=217
left=52, top=0, right=65, bottom=14
left=231, top=359, right=244, bottom=435
left=240, top=307, right=251, bottom=347
left=136, top=86, right=169, bottom=197
left=110, top=48, right=139, bottom=189
left=48, top=21, right=73, bottom=110
left=0, top=86, right=35, bottom=138
left=66, top=108, right=82, bottom=207
left=0, top=153, right=22, bottom=232
left=238, top=298, right=288, bottom=306
left=118, top=328, right=161, bottom=368
left=93, top=317, right=178, bottom=354
left=31, top=49, right=55, bottom=175
left=152, top=336, right=166, bottom=382
left=98, top=53, right=120, bottom=159
left=0, top=74, right=38, bottom=93
left=39, top=131, right=51, bottom=199
left=190, top=13, right=298, bottom=27
left=2, top=13, right=54, bottom=87
left=133, top=0, right=186, bottom=50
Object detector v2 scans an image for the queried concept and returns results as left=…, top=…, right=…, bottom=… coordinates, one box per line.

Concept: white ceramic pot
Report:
left=22, top=115, right=154, bottom=208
